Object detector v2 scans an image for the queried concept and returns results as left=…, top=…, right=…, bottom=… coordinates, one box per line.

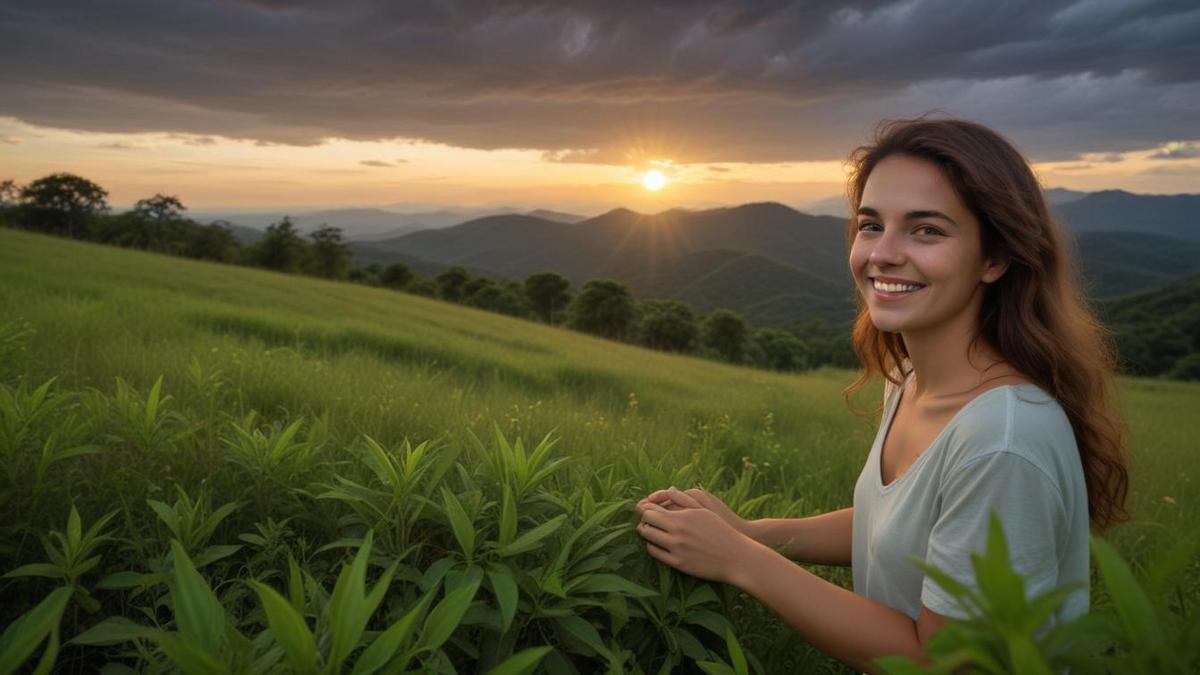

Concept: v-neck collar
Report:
left=875, top=371, right=1031, bottom=492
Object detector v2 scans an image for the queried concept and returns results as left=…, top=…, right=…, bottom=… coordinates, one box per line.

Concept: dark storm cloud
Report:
left=1, top=0, right=1198, bottom=163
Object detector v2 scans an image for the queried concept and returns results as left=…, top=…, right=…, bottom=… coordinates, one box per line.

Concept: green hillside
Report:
left=1, top=227, right=1198, bottom=673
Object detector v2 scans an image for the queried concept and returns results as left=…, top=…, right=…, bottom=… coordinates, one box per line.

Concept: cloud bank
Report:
left=2, top=0, right=1198, bottom=163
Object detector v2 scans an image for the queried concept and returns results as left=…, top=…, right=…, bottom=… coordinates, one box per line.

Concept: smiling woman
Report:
left=635, top=115, right=1132, bottom=673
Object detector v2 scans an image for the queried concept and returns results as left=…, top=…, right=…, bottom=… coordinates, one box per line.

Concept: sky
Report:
left=2, top=0, right=1199, bottom=214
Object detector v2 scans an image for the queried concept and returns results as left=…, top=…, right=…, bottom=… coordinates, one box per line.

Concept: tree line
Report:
left=0, top=172, right=857, bottom=373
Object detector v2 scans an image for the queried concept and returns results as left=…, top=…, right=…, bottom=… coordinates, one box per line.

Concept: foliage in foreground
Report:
left=0, top=313, right=1196, bottom=673
left=874, top=514, right=1200, bottom=675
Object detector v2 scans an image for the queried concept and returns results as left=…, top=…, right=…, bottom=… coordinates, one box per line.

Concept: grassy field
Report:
left=1, top=226, right=1197, bottom=673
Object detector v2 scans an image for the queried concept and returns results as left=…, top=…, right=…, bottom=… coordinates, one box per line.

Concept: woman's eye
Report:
left=917, top=225, right=943, bottom=236
left=857, top=222, right=880, bottom=232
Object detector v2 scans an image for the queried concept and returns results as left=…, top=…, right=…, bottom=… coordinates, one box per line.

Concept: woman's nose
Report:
left=869, top=227, right=905, bottom=266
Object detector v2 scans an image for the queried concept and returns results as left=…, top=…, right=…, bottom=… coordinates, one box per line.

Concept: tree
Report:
left=18, top=173, right=109, bottom=238
left=247, top=216, right=309, bottom=273
left=350, top=263, right=383, bottom=286
left=701, top=309, right=748, bottom=363
left=466, top=281, right=530, bottom=317
left=461, top=276, right=492, bottom=299
left=380, top=263, right=413, bottom=289
left=405, top=277, right=438, bottom=297
left=525, top=272, right=573, bottom=324
left=127, top=193, right=189, bottom=252
left=637, top=299, right=698, bottom=352
left=309, top=224, right=351, bottom=279
left=1168, top=353, right=1200, bottom=381
left=566, top=279, right=636, bottom=341
left=436, top=266, right=470, bottom=302
left=0, top=180, right=20, bottom=228
left=751, top=328, right=811, bottom=371
left=187, top=221, right=240, bottom=263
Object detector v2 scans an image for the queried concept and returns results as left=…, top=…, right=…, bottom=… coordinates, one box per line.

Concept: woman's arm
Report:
left=746, top=507, right=854, bottom=566
left=731, top=542, right=945, bottom=673
left=637, top=502, right=946, bottom=673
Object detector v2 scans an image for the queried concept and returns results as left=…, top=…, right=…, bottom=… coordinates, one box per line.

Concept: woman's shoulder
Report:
left=944, top=381, right=1079, bottom=481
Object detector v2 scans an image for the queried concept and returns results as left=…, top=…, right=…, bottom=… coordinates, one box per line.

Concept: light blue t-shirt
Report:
left=852, top=369, right=1090, bottom=627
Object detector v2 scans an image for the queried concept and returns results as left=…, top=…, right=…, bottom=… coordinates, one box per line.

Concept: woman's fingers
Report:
left=637, top=507, right=672, bottom=550
left=636, top=489, right=678, bottom=516
left=666, top=486, right=703, bottom=509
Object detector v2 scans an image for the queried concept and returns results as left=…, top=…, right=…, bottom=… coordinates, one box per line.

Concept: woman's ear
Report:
left=982, top=256, right=1009, bottom=284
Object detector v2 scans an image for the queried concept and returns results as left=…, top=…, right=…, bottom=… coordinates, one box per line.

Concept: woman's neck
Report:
left=900, top=311, right=1008, bottom=402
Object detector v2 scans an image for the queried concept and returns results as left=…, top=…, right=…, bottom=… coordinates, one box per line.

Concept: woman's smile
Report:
left=870, top=276, right=927, bottom=300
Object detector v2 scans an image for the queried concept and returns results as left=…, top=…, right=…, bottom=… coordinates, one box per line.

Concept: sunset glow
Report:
left=641, top=170, right=668, bottom=192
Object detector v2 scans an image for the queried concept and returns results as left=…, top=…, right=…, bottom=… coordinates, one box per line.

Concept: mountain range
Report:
left=213, top=189, right=1200, bottom=332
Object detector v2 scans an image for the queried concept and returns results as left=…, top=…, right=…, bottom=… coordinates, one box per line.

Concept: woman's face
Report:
left=848, top=153, right=1007, bottom=336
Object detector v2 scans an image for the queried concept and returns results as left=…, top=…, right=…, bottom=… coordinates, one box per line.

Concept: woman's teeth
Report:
left=873, top=279, right=924, bottom=293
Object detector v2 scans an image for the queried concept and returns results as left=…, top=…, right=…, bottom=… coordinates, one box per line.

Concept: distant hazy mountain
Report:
left=1044, top=187, right=1089, bottom=205
left=1071, top=231, right=1200, bottom=297
left=1054, top=190, right=1200, bottom=242
left=798, top=196, right=849, bottom=218
left=525, top=209, right=588, bottom=224
left=368, top=202, right=850, bottom=284
left=802, top=186, right=1093, bottom=218
left=194, top=206, right=523, bottom=240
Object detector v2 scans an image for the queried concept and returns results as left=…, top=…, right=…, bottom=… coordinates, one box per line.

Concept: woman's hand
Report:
left=636, top=501, right=761, bottom=586
left=636, top=486, right=753, bottom=539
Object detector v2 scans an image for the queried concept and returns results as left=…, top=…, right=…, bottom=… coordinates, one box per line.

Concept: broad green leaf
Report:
left=555, top=615, right=611, bottom=660
left=486, top=563, right=518, bottom=634
left=148, top=500, right=180, bottom=537
left=327, top=531, right=374, bottom=670
left=3, top=563, right=61, bottom=580
left=362, top=560, right=400, bottom=624
left=417, top=574, right=482, bottom=655
left=350, top=586, right=438, bottom=675
left=441, top=486, right=475, bottom=560
left=0, top=586, right=71, bottom=675
left=697, top=662, right=736, bottom=675
left=193, top=544, right=242, bottom=569
left=28, top=620, right=59, bottom=675
left=1006, top=634, right=1053, bottom=675
left=145, top=629, right=230, bottom=675
left=96, top=571, right=147, bottom=590
left=68, top=616, right=150, bottom=646
left=1090, top=536, right=1163, bottom=652
left=499, top=483, right=517, bottom=548
left=567, top=573, right=656, bottom=598
left=683, top=609, right=732, bottom=639
left=248, top=581, right=317, bottom=673
left=66, top=505, right=82, bottom=550
left=498, top=514, right=567, bottom=557
left=287, top=555, right=306, bottom=613
left=169, top=540, right=225, bottom=654
left=723, top=628, right=748, bottom=675
left=484, top=646, right=553, bottom=675
left=670, top=626, right=707, bottom=661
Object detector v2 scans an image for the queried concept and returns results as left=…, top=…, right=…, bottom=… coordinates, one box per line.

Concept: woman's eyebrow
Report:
left=857, top=206, right=959, bottom=227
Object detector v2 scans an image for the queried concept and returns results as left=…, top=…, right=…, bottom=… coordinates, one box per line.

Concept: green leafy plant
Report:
left=4, top=505, right=118, bottom=613
left=874, top=513, right=1200, bottom=675
left=0, top=586, right=72, bottom=675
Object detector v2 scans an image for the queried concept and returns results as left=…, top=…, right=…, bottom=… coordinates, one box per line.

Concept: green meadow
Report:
left=1, top=226, right=1197, bottom=673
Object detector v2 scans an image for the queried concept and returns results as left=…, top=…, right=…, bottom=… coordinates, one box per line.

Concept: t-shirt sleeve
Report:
left=920, top=450, right=1068, bottom=620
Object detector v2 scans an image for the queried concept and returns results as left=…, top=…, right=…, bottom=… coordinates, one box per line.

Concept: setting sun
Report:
left=641, top=169, right=668, bottom=191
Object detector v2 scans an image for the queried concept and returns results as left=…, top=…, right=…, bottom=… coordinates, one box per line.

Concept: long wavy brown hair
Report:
left=840, top=114, right=1131, bottom=531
